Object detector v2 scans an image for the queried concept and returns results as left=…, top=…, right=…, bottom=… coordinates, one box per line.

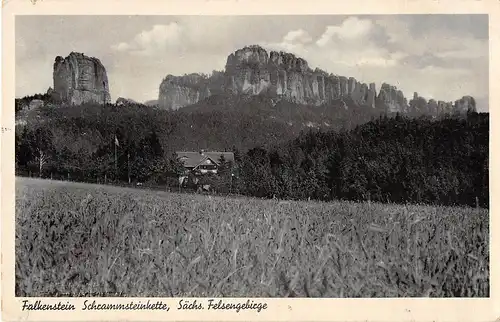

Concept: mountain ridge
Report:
left=158, top=45, right=477, bottom=117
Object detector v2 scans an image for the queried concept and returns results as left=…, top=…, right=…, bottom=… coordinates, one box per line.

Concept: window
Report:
left=199, top=164, right=217, bottom=170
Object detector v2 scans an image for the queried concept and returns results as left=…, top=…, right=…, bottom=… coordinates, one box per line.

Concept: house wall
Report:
left=198, top=168, right=217, bottom=174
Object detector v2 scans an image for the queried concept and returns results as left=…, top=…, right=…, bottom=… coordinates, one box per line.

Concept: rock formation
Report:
left=409, top=92, right=431, bottom=114
left=367, top=83, right=377, bottom=108
left=223, top=45, right=377, bottom=107
left=158, top=72, right=225, bottom=110
left=454, top=96, right=476, bottom=114
left=116, top=97, right=138, bottom=106
left=28, top=99, right=44, bottom=110
left=158, top=74, right=211, bottom=110
left=158, top=45, right=377, bottom=110
left=437, top=101, right=454, bottom=115
left=427, top=99, right=438, bottom=115
left=378, top=83, right=408, bottom=113
left=52, top=52, right=111, bottom=105
left=408, top=92, right=477, bottom=116
left=157, top=45, right=479, bottom=115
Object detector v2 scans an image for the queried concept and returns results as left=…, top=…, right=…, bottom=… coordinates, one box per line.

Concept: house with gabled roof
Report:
left=176, top=150, right=235, bottom=175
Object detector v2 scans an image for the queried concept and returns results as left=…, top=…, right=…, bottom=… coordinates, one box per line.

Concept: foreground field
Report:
left=15, top=177, right=489, bottom=297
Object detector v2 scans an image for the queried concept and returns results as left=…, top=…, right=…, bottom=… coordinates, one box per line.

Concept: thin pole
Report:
left=114, top=141, right=117, bottom=178
left=128, top=152, right=131, bottom=184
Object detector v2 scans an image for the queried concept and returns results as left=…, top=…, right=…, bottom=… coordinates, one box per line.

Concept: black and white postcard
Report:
left=1, top=0, right=499, bottom=321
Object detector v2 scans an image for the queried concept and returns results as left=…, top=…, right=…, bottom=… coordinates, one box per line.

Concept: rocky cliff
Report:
left=225, top=46, right=377, bottom=107
left=158, top=45, right=377, bottom=110
left=408, top=93, right=476, bottom=116
left=158, top=72, right=225, bottom=110
left=454, top=96, right=477, bottom=114
left=116, top=97, right=138, bottom=106
left=158, top=74, right=211, bottom=110
left=157, top=45, right=477, bottom=115
left=52, top=52, right=111, bottom=105
left=378, top=83, right=408, bottom=113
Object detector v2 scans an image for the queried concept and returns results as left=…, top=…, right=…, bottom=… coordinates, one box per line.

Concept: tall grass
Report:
left=15, top=178, right=489, bottom=297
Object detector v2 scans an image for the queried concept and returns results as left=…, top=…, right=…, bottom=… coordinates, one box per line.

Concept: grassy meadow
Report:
left=15, top=177, right=489, bottom=297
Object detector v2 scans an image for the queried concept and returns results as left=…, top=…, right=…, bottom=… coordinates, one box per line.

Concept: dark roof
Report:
left=176, top=151, right=235, bottom=168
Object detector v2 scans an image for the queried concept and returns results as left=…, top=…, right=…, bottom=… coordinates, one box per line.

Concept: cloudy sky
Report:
left=16, top=15, right=489, bottom=111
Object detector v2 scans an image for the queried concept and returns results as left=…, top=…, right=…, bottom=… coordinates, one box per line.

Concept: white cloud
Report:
left=434, top=45, right=488, bottom=60
left=374, top=18, right=409, bottom=45
left=316, top=17, right=373, bottom=47
left=16, top=15, right=487, bottom=110
left=111, top=42, right=131, bottom=52
left=111, top=23, right=183, bottom=56
left=283, top=29, right=313, bottom=44
left=314, top=17, right=405, bottom=68
left=267, top=17, right=404, bottom=70
left=260, top=16, right=487, bottom=109
left=110, top=17, right=245, bottom=57
left=376, top=17, right=488, bottom=60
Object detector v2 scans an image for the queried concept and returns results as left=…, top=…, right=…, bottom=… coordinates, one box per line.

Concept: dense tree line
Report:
left=14, top=98, right=488, bottom=207
left=233, top=112, right=489, bottom=208
left=15, top=92, right=53, bottom=113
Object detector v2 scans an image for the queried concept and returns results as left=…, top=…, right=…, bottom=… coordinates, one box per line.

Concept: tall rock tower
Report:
left=51, top=52, right=111, bottom=105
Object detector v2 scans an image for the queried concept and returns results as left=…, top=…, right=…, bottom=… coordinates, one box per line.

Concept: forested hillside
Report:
left=14, top=100, right=488, bottom=208
left=236, top=113, right=488, bottom=208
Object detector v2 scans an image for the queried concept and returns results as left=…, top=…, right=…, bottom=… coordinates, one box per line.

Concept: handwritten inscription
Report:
left=207, top=299, right=268, bottom=312
left=176, top=299, right=268, bottom=312
left=20, top=299, right=268, bottom=313
left=22, top=300, right=76, bottom=311
left=82, top=300, right=170, bottom=311
left=178, top=299, right=204, bottom=310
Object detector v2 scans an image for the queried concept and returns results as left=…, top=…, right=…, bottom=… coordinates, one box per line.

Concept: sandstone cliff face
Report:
left=116, top=97, right=138, bottom=106
left=158, top=72, right=225, bottom=110
left=158, top=45, right=377, bottom=110
left=225, top=45, right=271, bottom=96
left=437, top=101, right=453, bottom=115
left=158, top=74, right=211, bottom=110
left=409, top=92, right=430, bottom=114
left=223, top=45, right=377, bottom=107
left=454, top=96, right=477, bottom=114
left=157, top=45, right=478, bottom=114
left=378, top=83, right=408, bottom=113
left=408, top=93, right=476, bottom=116
left=427, top=99, right=438, bottom=115
left=52, top=52, right=111, bottom=105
